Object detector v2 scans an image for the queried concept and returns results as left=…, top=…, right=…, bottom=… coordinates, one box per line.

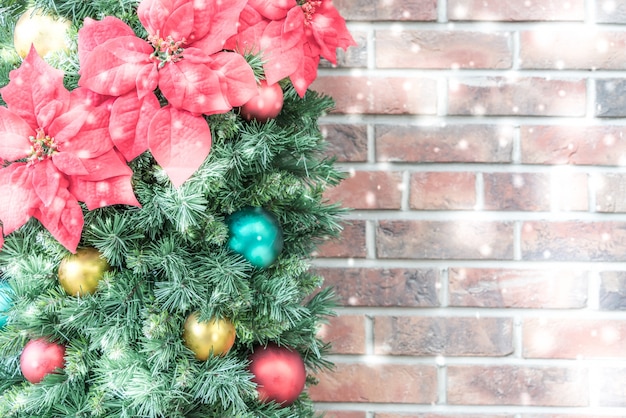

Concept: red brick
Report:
left=318, top=315, right=366, bottom=355
left=374, top=316, right=513, bottom=356
left=483, top=172, right=588, bottom=211
left=319, top=412, right=366, bottom=418
left=520, top=30, right=626, bottom=70
left=324, top=170, right=404, bottom=210
left=448, top=0, right=585, bottom=21
left=521, top=125, right=626, bottom=165
left=596, top=0, right=626, bottom=23
left=321, top=124, right=368, bottom=162
left=523, top=415, right=623, bottom=418
left=523, top=318, right=626, bottom=359
left=599, top=271, right=626, bottom=310
left=309, top=363, right=438, bottom=403
left=595, top=174, right=626, bottom=212
left=316, top=268, right=440, bottom=307
left=377, top=220, right=514, bottom=260
left=597, top=367, right=626, bottom=406
left=315, top=221, right=366, bottom=258
left=332, top=0, right=437, bottom=21
left=376, top=124, right=514, bottom=163
left=521, top=221, right=626, bottom=261
left=376, top=30, right=512, bottom=69
left=410, top=172, right=476, bottom=210
left=447, top=365, right=588, bottom=406
left=448, top=77, right=586, bottom=116
left=595, top=78, right=626, bottom=117
left=449, top=268, right=589, bottom=309
left=311, top=76, right=438, bottom=115
left=377, top=415, right=514, bottom=418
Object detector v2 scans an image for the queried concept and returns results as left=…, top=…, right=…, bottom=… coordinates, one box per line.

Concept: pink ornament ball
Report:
left=20, top=338, right=66, bottom=384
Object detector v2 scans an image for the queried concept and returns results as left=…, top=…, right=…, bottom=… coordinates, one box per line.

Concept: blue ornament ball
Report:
left=227, top=207, right=284, bottom=268
left=0, top=281, right=13, bottom=328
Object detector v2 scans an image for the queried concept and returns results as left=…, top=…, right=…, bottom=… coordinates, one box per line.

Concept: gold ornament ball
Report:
left=182, top=312, right=236, bottom=360
left=14, top=8, right=71, bottom=58
left=58, top=248, right=110, bottom=297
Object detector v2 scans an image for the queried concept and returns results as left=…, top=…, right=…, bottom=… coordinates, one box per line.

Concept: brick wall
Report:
left=309, top=0, right=626, bottom=416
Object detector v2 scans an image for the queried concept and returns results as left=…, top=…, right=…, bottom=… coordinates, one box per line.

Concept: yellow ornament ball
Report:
left=182, top=312, right=236, bottom=360
left=14, top=8, right=71, bottom=58
left=58, top=248, right=110, bottom=297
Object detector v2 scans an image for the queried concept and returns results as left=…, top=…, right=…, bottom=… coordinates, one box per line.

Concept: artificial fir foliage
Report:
left=0, top=0, right=354, bottom=416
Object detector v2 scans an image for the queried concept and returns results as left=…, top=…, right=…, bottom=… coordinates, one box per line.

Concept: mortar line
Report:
left=365, top=314, right=375, bottom=356
left=514, top=221, right=523, bottom=261
left=367, top=123, right=376, bottom=164
left=365, top=220, right=377, bottom=260
left=401, top=170, right=411, bottom=212
left=437, top=0, right=447, bottom=23
left=439, top=267, right=449, bottom=308
left=474, top=172, right=485, bottom=211
left=437, top=362, right=447, bottom=405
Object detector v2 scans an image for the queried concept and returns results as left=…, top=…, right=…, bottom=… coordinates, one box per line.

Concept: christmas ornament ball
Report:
left=226, top=207, right=283, bottom=269
left=240, top=80, right=284, bottom=122
left=20, top=338, right=66, bottom=384
left=249, top=343, right=306, bottom=406
left=14, top=8, right=71, bottom=58
left=0, top=282, right=13, bottom=328
left=58, top=247, right=110, bottom=296
left=182, top=312, right=236, bottom=360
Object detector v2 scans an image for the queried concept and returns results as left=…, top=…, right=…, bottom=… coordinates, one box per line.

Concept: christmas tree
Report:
left=0, top=0, right=354, bottom=416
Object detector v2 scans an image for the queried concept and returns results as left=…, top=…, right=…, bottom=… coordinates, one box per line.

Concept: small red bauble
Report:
left=20, top=338, right=66, bottom=383
left=240, top=80, right=284, bottom=122
left=248, top=343, right=306, bottom=406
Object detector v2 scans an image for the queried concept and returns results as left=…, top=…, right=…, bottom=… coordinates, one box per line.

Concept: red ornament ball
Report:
left=20, top=338, right=66, bottom=383
left=240, top=80, right=284, bottom=122
left=249, top=343, right=306, bottom=406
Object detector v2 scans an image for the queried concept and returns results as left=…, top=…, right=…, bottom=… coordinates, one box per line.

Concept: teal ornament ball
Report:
left=227, top=207, right=284, bottom=268
left=0, top=282, right=13, bottom=328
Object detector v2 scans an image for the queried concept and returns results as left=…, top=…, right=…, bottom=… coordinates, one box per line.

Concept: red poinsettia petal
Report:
left=30, top=160, right=63, bottom=208
left=248, top=0, right=296, bottom=20
left=67, top=148, right=133, bottom=183
left=136, top=64, right=159, bottom=99
left=138, top=0, right=192, bottom=39
left=51, top=105, right=113, bottom=159
left=69, top=173, right=140, bottom=210
left=32, top=187, right=83, bottom=253
left=190, top=0, right=248, bottom=54
left=0, top=46, right=70, bottom=131
left=210, top=52, right=257, bottom=108
left=70, top=87, right=116, bottom=110
left=223, top=5, right=266, bottom=53
left=78, top=17, right=136, bottom=67
left=79, top=36, right=154, bottom=97
left=158, top=54, right=230, bottom=115
left=290, top=43, right=320, bottom=97
left=0, top=165, right=38, bottom=234
left=0, top=107, right=35, bottom=162
left=309, top=1, right=357, bottom=64
left=261, top=8, right=305, bottom=85
left=51, top=152, right=90, bottom=177
left=159, top=1, right=194, bottom=40
left=148, top=106, right=212, bottom=187
left=110, top=91, right=160, bottom=161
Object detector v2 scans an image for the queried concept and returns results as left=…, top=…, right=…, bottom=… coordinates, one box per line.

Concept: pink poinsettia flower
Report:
left=226, top=0, right=305, bottom=87
left=0, top=47, right=140, bottom=253
left=77, top=0, right=257, bottom=186
left=226, top=0, right=356, bottom=97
